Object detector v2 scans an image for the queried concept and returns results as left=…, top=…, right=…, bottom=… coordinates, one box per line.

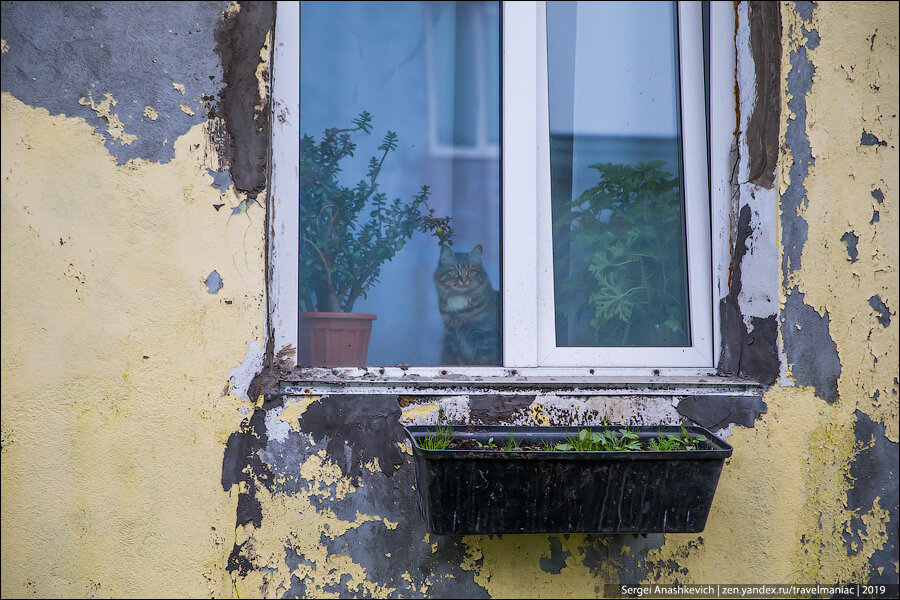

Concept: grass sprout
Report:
left=421, top=409, right=452, bottom=450
left=502, top=433, right=520, bottom=451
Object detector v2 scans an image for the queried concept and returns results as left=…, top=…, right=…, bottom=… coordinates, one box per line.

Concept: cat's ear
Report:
left=440, top=244, right=455, bottom=263
left=469, top=244, right=483, bottom=262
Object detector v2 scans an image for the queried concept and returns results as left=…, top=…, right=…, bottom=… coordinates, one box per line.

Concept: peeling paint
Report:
left=204, top=269, right=223, bottom=293
left=78, top=92, right=138, bottom=146
left=2, top=83, right=264, bottom=596
left=3, top=1, right=898, bottom=596
left=841, top=231, right=860, bottom=263
left=845, top=411, right=898, bottom=582
left=868, top=295, right=892, bottom=328
left=228, top=340, right=265, bottom=401
left=0, top=2, right=228, bottom=164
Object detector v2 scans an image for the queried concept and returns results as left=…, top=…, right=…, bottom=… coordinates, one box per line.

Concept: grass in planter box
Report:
left=416, top=420, right=713, bottom=452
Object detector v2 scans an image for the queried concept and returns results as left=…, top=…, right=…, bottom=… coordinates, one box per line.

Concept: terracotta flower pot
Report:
left=298, top=312, right=377, bottom=366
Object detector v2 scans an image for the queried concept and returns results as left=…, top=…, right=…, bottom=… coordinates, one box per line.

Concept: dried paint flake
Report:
left=78, top=92, right=137, bottom=145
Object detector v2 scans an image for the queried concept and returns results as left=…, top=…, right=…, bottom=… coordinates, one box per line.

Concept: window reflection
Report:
left=547, top=0, right=691, bottom=347
left=300, top=1, right=501, bottom=365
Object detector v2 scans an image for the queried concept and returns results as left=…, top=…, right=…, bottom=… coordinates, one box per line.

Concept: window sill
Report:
left=281, top=368, right=765, bottom=398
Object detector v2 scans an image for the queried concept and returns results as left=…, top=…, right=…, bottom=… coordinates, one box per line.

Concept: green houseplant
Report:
left=553, top=161, right=689, bottom=346
left=299, top=111, right=452, bottom=366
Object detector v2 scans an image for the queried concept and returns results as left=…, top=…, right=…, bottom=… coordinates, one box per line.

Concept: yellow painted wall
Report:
left=0, top=94, right=265, bottom=596
left=1, top=1, right=897, bottom=597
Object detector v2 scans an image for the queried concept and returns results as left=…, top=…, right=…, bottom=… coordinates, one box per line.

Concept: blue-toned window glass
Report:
left=300, top=1, right=501, bottom=366
left=547, top=0, right=691, bottom=347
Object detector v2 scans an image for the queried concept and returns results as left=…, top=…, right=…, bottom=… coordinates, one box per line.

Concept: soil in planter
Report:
left=448, top=438, right=546, bottom=451
left=443, top=437, right=712, bottom=452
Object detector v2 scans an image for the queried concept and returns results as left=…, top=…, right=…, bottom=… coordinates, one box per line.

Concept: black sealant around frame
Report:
left=718, top=205, right=779, bottom=385
left=213, top=1, right=274, bottom=195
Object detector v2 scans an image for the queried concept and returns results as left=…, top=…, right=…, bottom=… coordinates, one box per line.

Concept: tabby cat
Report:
left=434, top=244, right=500, bottom=365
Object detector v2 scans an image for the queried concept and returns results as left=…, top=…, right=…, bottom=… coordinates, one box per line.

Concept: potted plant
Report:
left=299, top=112, right=452, bottom=366
left=404, top=421, right=732, bottom=534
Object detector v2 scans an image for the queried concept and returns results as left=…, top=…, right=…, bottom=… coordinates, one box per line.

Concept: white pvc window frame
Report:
left=505, top=1, right=712, bottom=368
left=270, top=0, right=736, bottom=377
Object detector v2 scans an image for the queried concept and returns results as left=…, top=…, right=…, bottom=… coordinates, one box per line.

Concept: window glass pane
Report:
left=300, top=1, right=501, bottom=366
left=547, top=0, right=691, bottom=347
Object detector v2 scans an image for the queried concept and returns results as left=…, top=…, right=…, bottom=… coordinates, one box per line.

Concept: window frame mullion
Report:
left=501, top=0, right=541, bottom=367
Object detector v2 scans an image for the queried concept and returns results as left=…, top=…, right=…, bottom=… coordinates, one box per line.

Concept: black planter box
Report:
left=404, top=425, right=733, bottom=535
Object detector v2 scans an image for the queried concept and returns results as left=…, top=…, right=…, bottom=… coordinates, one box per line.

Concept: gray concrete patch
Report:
left=781, top=42, right=814, bottom=285
left=206, top=168, right=233, bottom=192
left=539, top=537, right=571, bottom=574
left=205, top=270, right=223, bottom=293
left=779, top=3, right=842, bottom=402
left=860, top=131, right=887, bottom=147
left=298, top=394, right=405, bottom=484
left=1, top=1, right=229, bottom=164
left=718, top=205, right=780, bottom=384
left=213, top=1, right=273, bottom=194
left=746, top=1, right=781, bottom=189
left=844, top=411, right=898, bottom=584
left=868, top=295, right=891, bottom=328
left=841, top=231, right=859, bottom=263
left=782, top=288, right=841, bottom=403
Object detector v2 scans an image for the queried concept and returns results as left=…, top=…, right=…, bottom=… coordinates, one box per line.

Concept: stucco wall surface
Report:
left=1, top=1, right=898, bottom=598
left=226, top=2, right=899, bottom=596
left=1, top=2, right=270, bottom=597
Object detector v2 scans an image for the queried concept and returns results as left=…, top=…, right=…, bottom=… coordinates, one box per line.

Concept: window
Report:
left=270, top=1, right=735, bottom=376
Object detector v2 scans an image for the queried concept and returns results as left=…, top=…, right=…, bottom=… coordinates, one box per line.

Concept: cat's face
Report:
left=435, top=244, right=487, bottom=293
